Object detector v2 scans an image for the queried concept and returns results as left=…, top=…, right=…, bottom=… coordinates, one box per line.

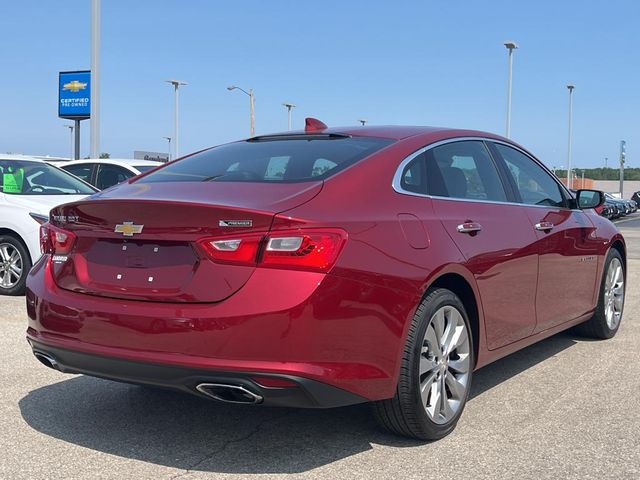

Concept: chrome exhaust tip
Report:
left=34, top=351, right=59, bottom=371
left=196, top=383, right=263, bottom=404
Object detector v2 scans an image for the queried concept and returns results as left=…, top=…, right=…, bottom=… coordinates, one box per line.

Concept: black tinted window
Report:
left=401, top=141, right=507, bottom=201
left=138, top=136, right=393, bottom=183
left=64, top=164, right=93, bottom=182
left=494, top=143, right=565, bottom=207
left=96, top=164, right=133, bottom=189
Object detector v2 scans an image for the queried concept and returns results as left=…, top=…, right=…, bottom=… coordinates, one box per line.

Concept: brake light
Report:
left=198, top=235, right=262, bottom=266
left=261, top=230, right=346, bottom=272
left=198, top=229, right=347, bottom=273
left=39, top=223, right=77, bottom=255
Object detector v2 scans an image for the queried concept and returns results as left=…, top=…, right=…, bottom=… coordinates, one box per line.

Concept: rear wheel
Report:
left=373, top=288, right=473, bottom=440
left=573, top=249, right=625, bottom=339
left=0, top=234, right=31, bottom=296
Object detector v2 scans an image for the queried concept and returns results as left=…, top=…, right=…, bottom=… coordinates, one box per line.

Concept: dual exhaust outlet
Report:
left=33, top=351, right=263, bottom=405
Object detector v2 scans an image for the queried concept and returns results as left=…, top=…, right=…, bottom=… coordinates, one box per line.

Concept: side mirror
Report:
left=576, top=189, right=605, bottom=209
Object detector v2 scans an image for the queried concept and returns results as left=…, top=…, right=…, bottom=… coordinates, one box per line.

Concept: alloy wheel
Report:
left=604, top=257, right=624, bottom=330
left=419, top=305, right=471, bottom=424
left=0, top=243, right=23, bottom=289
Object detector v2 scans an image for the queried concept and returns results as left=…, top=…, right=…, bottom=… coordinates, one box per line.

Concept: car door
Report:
left=490, top=142, right=600, bottom=332
left=398, top=140, right=540, bottom=350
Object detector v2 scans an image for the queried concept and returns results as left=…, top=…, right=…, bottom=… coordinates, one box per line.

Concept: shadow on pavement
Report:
left=19, top=332, right=577, bottom=474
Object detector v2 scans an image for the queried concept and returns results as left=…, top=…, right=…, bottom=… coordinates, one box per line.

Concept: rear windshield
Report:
left=137, top=135, right=393, bottom=183
left=134, top=165, right=158, bottom=173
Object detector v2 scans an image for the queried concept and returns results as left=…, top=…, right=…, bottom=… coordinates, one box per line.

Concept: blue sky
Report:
left=0, top=0, right=638, bottom=169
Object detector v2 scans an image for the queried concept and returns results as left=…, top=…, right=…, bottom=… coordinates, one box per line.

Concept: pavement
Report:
left=1, top=219, right=639, bottom=480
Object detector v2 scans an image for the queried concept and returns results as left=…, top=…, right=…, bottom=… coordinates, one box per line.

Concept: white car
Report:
left=0, top=155, right=97, bottom=295
left=58, top=158, right=164, bottom=190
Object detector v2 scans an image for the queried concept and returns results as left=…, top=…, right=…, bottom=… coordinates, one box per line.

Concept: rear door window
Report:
left=64, top=164, right=94, bottom=183
left=137, top=135, right=394, bottom=183
left=95, top=164, right=134, bottom=189
left=399, top=141, right=507, bottom=201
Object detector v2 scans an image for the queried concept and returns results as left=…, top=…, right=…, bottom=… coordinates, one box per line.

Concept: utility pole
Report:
left=165, top=80, right=187, bottom=159
left=566, top=84, right=575, bottom=189
left=90, top=0, right=100, bottom=158
left=620, top=141, right=626, bottom=197
left=504, top=41, right=518, bottom=138
left=282, top=102, right=296, bottom=131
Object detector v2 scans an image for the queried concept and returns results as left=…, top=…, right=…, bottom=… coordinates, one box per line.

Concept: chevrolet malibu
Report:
left=26, top=120, right=625, bottom=440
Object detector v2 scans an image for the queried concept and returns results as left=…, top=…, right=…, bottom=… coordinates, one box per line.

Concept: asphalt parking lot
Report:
left=1, top=219, right=639, bottom=480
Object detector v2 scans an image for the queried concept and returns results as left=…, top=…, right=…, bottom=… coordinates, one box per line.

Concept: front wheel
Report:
left=373, top=288, right=474, bottom=440
left=0, top=234, right=31, bottom=296
left=573, top=249, right=625, bottom=339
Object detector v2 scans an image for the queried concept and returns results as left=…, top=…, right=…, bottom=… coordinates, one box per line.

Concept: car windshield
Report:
left=0, top=159, right=97, bottom=195
left=137, top=135, right=394, bottom=183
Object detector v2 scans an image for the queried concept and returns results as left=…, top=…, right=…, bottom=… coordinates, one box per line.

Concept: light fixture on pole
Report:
left=282, top=102, right=296, bottom=131
left=504, top=41, right=518, bottom=139
left=165, top=79, right=187, bottom=159
left=566, top=84, right=575, bottom=190
left=63, top=124, right=74, bottom=159
left=90, top=0, right=101, bottom=159
left=163, top=136, right=172, bottom=161
left=227, top=85, right=255, bottom=136
left=358, top=119, right=367, bottom=126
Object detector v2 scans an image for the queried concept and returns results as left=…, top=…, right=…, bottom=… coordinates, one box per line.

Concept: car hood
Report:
left=3, top=194, right=89, bottom=216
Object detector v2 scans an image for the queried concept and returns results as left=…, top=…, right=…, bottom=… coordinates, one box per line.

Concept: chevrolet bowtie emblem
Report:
left=114, top=222, right=144, bottom=236
left=63, top=80, right=88, bottom=93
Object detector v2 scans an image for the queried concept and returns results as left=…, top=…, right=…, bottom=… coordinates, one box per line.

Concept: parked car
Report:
left=58, top=159, right=163, bottom=190
left=631, top=191, right=640, bottom=206
left=27, top=121, right=625, bottom=440
left=604, top=193, right=630, bottom=217
left=0, top=155, right=96, bottom=295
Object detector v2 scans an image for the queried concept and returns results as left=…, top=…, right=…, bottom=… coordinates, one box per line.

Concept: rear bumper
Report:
left=28, top=340, right=367, bottom=408
left=26, top=255, right=419, bottom=402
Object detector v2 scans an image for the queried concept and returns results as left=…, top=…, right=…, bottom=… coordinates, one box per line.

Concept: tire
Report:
left=373, top=288, right=474, bottom=440
left=0, top=234, right=31, bottom=296
left=573, top=249, right=625, bottom=339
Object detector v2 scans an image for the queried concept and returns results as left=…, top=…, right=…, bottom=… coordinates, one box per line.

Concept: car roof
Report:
left=253, top=124, right=508, bottom=143
left=0, top=153, right=46, bottom=163
left=58, top=158, right=164, bottom=167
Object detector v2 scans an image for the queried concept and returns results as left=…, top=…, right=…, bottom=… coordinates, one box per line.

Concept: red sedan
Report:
left=26, top=120, right=625, bottom=440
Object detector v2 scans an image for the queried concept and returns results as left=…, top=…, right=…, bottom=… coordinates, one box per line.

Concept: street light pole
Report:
left=90, top=0, right=101, bottom=158
left=227, top=86, right=255, bottom=136
left=63, top=124, right=74, bottom=159
left=282, top=102, right=296, bottom=131
left=504, top=41, right=518, bottom=139
left=566, top=84, right=575, bottom=190
left=163, top=136, right=172, bottom=161
left=620, top=141, right=626, bottom=197
left=165, top=80, right=187, bottom=159
left=358, top=119, right=367, bottom=126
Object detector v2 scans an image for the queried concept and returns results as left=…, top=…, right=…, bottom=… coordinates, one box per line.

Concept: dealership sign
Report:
left=58, top=70, right=91, bottom=119
left=134, top=151, right=170, bottom=162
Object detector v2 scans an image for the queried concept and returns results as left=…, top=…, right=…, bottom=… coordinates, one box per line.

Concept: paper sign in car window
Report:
left=3, top=168, right=24, bottom=193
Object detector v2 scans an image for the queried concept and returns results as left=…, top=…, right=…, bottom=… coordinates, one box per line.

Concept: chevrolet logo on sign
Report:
left=62, top=80, right=88, bottom=93
left=114, top=222, right=144, bottom=236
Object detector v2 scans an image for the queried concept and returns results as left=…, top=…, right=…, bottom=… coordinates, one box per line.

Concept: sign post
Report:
left=58, top=70, right=91, bottom=159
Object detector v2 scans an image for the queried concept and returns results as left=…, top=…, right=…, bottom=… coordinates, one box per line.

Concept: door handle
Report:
left=535, top=221, right=554, bottom=232
left=456, top=222, right=483, bottom=234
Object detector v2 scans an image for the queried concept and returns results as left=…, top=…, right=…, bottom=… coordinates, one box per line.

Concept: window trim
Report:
left=392, top=136, right=576, bottom=210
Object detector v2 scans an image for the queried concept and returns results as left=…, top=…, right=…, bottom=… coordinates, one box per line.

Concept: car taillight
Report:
left=198, top=229, right=347, bottom=273
left=260, top=230, right=347, bottom=272
left=198, top=235, right=263, bottom=266
left=39, top=223, right=77, bottom=255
